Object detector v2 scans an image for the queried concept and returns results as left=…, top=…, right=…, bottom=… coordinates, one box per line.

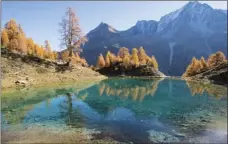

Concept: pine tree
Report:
left=131, top=48, right=139, bottom=66
left=208, top=51, right=226, bottom=67
left=105, top=51, right=111, bottom=67
left=118, top=47, right=130, bottom=59
left=26, top=38, right=35, bottom=55
left=1, top=29, right=9, bottom=48
left=17, top=33, right=27, bottom=54
left=138, top=47, right=148, bottom=62
left=123, top=55, right=130, bottom=68
left=97, top=54, right=106, bottom=68
left=191, top=59, right=202, bottom=73
left=5, top=19, right=19, bottom=51
left=109, top=52, right=117, bottom=64
left=200, top=57, right=208, bottom=71
left=7, top=39, right=18, bottom=52
left=150, top=55, right=159, bottom=70
left=5, top=19, right=18, bottom=40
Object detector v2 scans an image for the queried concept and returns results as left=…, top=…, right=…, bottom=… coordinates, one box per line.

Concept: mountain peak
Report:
left=185, top=1, right=200, bottom=7
left=183, top=1, right=213, bottom=11
left=93, top=22, right=118, bottom=33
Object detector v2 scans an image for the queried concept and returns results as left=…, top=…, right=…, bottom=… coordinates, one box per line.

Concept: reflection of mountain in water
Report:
left=2, top=78, right=227, bottom=143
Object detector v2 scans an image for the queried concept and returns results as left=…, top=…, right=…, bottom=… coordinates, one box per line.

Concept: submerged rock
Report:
left=148, top=130, right=180, bottom=143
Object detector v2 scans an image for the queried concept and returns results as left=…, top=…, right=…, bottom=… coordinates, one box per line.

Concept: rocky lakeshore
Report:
left=97, top=62, right=166, bottom=77
left=183, top=62, right=228, bottom=86
left=1, top=49, right=107, bottom=90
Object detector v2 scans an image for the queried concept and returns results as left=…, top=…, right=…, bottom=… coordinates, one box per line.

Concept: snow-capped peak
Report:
left=157, top=6, right=184, bottom=32
left=157, top=1, right=214, bottom=33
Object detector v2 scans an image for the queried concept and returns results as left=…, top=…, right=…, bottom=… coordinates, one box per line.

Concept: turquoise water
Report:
left=1, top=78, right=227, bottom=143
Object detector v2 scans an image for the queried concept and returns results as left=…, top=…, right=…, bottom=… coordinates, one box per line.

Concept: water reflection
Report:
left=186, top=81, right=227, bottom=99
left=95, top=78, right=164, bottom=102
left=1, top=78, right=227, bottom=143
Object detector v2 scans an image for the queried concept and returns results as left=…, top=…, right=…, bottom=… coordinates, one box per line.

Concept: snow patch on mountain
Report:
left=157, top=7, right=184, bottom=32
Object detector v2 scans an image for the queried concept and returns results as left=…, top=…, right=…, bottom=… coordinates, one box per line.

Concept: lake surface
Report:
left=1, top=78, right=227, bottom=143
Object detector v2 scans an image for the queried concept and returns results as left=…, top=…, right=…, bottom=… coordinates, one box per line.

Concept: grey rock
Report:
left=148, top=130, right=180, bottom=143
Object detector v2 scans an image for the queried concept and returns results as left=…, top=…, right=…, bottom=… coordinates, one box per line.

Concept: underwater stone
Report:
left=148, top=130, right=180, bottom=143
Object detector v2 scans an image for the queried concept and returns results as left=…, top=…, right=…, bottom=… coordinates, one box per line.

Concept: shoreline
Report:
left=2, top=75, right=107, bottom=93
left=3, top=75, right=227, bottom=93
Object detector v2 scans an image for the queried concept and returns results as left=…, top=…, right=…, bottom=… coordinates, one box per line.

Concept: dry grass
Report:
left=1, top=56, right=107, bottom=90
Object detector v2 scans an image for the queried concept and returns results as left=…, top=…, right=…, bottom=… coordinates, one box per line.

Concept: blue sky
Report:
left=2, top=1, right=227, bottom=51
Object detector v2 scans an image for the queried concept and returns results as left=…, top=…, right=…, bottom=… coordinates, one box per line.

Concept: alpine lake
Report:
left=1, top=78, right=227, bottom=143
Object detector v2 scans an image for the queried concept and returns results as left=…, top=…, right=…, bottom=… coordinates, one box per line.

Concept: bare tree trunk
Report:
left=66, top=46, right=73, bottom=66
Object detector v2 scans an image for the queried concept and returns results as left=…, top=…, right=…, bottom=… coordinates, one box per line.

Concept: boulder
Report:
left=15, top=80, right=28, bottom=85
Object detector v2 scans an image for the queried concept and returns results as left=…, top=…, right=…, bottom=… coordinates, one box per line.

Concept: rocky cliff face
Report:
left=81, top=1, right=227, bottom=76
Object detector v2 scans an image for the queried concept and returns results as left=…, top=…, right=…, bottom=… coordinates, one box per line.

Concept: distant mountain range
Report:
left=81, top=1, right=227, bottom=76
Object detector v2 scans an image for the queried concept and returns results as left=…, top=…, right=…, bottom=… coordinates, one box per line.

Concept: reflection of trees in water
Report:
left=97, top=78, right=164, bottom=102
left=2, top=87, right=86, bottom=127
left=59, top=94, right=85, bottom=128
left=186, top=81, right=227, bottom=99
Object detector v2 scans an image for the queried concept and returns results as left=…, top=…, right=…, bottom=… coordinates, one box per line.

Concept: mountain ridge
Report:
left=81, top=1, right=227, bottom=76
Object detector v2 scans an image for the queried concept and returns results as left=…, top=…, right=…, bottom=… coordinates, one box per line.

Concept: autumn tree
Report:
left=44, top=40, right=52, bottom=59
left=118, top=47, right=130, bottom=59
left=123, top=54, right=130, bottom=68
left=26, top=38, right=35, bottom=55
left=5, top=19, right=18, bottom=40
left=59, top=7, right=87, bottom=64
left=109, top=52, right=117, bottom=64
left=53, top=51, right=58, bottom=60
left=1, top=29, right=9, bottom=48
left=7, top=39, right=18, bottom=52
left=131, top=48, right=139, bottom=66
left=207, top=51, right=226, bottom=67
left=105, top=51, right=111, bottom=67
left=183, top=57, right=202, bottom=77
left=150, top=55, right=159, bottom=70
left=17, top=33, right=27, bottom=54
left=5, top=19, right=19, bottom=51
left=97, top=54, right=106, bottom=68
left=200, top=57, right=208, bottom=71
left=138, top=47, right=149, bottom=64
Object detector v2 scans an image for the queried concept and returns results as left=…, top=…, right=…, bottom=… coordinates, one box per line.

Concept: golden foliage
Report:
left=150, top=56, right=159, bottom=70
left=1, top=29, right=9, bottom=48
left=96, top=78, right=163, bottom=102
left=2, top=19, right=58, bottom=60
left=59, top=7, right=87, bottom=63
left=183, top=51, right=227, bottom=77
left=131, top=48, right=139, bottom=66
left=207, top=51, right=226, bottom=68
left=200, top=57, right=208, bottom=71
left=96, top=47, right=159, bottom=70
left=105, top=51, right=111, bottom=67
left=97, top=54, right=106, bottom=68
left=186, top=81, right=226, bottom=99
left=118, top=47, right=130, bottom=59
